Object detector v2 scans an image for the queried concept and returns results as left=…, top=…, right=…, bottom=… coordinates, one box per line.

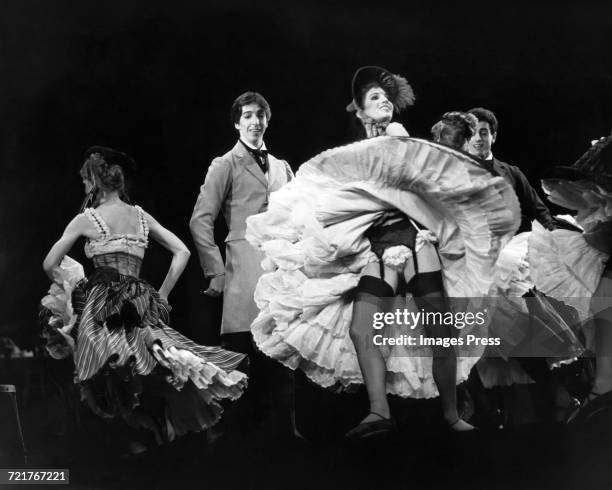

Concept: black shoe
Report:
left=445, top=418, right=477, bottom=432
left=567, top=390, right=612, bottom=424
left=554, top=397, right=581, bottom=424
left=119, top=440, right=148, bottom=460
left=344, top=412, right=395, bottom=441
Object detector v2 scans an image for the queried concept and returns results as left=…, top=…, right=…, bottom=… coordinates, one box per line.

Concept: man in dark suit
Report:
left=465, top=108, right=579, bottom=427
left=190, top=91, right=298, bottom=441
left=467, top=107, right=554, bottom=233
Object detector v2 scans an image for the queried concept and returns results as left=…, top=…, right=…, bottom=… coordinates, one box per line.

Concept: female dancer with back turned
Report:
left=41, top=147, right=247, bottom=449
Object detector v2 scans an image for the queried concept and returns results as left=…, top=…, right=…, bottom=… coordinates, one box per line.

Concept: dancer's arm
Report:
left=512, top=166, right=555, bottom=230
left=144, top=211, right=191, bottom=302
left=42, top=214, right=95, bottom=279
left=189, top=158, right=231, bottom=296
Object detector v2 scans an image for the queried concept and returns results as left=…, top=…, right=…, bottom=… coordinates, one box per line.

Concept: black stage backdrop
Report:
left=1, top=0, right=611, bottom=348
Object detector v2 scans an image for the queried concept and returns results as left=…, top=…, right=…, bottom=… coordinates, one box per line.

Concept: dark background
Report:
left=1, top=0, right=611, bottom=348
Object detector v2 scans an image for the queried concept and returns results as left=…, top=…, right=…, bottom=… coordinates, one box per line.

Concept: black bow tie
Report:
left=243, top=144, right=269, bottom=174
left=250, top=147, right=268, bottom=158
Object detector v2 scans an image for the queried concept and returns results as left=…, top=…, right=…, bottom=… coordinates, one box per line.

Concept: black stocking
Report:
left=407, top=271, right=461, bottom=424
left=349, top=275, right=394, bottom=419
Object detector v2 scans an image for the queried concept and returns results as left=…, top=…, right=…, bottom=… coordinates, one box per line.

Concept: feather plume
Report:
left=391, top=74, right=416, bottom=109
left=379, top=72, right=415, bottom=110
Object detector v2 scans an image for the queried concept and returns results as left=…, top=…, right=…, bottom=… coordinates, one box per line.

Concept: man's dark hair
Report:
left=467, top=107, right=498, bottom=134
left=230, top=91, right=271, bottom=125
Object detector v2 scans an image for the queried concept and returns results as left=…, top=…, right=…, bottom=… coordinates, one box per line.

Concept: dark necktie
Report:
left=248, top=147, right=269, bottom=174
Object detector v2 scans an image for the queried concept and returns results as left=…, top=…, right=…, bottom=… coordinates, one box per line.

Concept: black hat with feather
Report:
left=346, top=66, right=415, bottom=113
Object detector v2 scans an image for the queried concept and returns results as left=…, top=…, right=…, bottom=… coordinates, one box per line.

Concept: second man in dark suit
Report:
left=467, top=107, right=554, bottom=233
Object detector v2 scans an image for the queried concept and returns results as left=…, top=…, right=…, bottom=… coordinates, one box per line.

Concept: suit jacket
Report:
left=190, top=141, right=293, bottom=334
left=483, top=157, right=554, bottom=233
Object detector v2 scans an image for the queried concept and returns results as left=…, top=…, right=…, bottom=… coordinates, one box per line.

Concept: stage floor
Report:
left=1, top=361, right=611, bottom=490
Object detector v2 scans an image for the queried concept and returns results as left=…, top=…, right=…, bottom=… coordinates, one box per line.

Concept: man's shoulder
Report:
left=206, top=143, right=243, bottom=172
left=494, top=157, right=526, bottom=176
left=494, top=158, right=539, bottom=198
left=268, top=152, right=292, bottom=175
left=493, top=157, right=514, bottom=169
left=268, top=151, right=288, bottom=165
left=215, top=143, right=242, bottom=162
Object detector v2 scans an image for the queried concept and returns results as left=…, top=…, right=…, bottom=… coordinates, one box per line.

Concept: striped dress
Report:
left=42, top=206, right=248, bottom=441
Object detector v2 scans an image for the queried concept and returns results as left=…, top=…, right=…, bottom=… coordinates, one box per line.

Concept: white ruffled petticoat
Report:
left=478, top=223, right=589, bottom=388
left=246, top=137, right=520, bottom=398
left=530, top=180, right=611, bottom=351
left=477, top=178, right=612, bottom=387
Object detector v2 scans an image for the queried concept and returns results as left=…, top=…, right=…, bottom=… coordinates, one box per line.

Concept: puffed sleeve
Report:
left=283, top=160, right=294, bottom=182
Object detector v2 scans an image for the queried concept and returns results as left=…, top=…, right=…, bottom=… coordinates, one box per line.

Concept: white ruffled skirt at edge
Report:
left=478, top=180, right=611, bottom=387
left=477, top=231, right=561, bottom=387
left=477, top=233, right=535, bottom=387
left=247, top=137, right=520, bottom=398
left=529, top=222, right=609, bottom=320
left=529, top=221, right=609, bottom=351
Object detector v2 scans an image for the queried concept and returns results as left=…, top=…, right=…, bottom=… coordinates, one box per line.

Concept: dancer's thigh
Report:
left=402, top=242, right=441, bottom=283
left=362, top=260, right=399, bottom=292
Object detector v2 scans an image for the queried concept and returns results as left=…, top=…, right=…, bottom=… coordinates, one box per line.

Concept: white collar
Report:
left=240, top=139, right=267, bottom=151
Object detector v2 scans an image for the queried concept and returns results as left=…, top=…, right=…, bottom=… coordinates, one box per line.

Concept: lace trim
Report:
left=381, top=231, right=438, bottom=270
left=84, top=208, right=110, bottom=238
left=85, top=206, right=149, bottom=240
left=134, top=205, right=149, bottom=238
left=84, top=206, right=149, bottom=254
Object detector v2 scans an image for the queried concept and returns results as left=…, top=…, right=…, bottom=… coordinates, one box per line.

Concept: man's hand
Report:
left=204, top=274, right=225, bottom=297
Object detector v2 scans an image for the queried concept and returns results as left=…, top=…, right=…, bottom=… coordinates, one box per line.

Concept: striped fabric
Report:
left=150, top=327, right=247, bottom=371
left=72, top=267, right=246, bottom=381
left=74, top=206, right=247, bottom=381
left=73, top=279, right=157, bottom=380
left=93, top=252, right=143, bottom=276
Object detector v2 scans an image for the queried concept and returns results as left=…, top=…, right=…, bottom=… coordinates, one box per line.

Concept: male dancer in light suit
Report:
left=190, top=91, right=297, bottom=440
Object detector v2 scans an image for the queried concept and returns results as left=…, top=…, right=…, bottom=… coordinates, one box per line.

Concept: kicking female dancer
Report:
left=245, top=68, right=519, bottom=440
